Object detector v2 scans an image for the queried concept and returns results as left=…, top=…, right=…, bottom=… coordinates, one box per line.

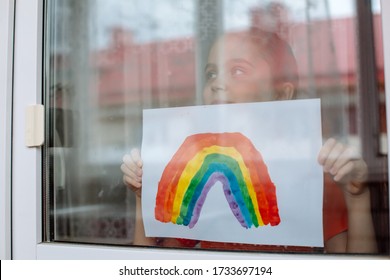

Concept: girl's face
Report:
left=202, top=34, right=275, bottom=105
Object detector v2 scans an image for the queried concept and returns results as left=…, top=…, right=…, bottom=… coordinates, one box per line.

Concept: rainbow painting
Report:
left=155, top=132, right=281, bottom=229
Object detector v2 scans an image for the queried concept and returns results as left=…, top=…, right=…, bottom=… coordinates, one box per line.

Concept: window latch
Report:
left=25, top=104, right=44, bottom=147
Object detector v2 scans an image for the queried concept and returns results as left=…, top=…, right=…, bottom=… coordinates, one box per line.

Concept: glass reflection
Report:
left=44, top=0, right=388, bottom=254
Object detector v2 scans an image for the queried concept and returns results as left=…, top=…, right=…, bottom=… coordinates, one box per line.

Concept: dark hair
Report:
left=248, top=27, right=299, bottom=98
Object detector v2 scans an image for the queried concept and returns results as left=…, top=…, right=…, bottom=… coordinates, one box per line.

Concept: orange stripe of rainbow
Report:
left=154, top=132, right=280, bottom=228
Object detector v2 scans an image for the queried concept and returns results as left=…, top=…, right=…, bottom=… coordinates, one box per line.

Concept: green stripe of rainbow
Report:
left=172, top=146, right=263, bottom=226
left=155, top=132, right=280, bottom=228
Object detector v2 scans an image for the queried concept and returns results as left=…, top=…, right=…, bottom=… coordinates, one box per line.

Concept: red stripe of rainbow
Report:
left=154, top=132, right=280, bottom=228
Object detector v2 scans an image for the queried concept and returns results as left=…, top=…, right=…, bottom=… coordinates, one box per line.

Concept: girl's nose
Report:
left=210, top=78, right=228, bottom=104
left=211, top=74, right=227, bottom=93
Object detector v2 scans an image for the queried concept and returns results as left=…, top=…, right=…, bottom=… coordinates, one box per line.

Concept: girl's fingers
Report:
left=122, top=153, right=143, bottom=177
left=333, top=161, right=354, bottom=182
left=318, top=138, right=337, bottom=165
left=131, top=148, right=143, bottom=168
left=318, top=138, right=345, bottom=172
left=121, top=149, right=143, bottom=190
left=123, top=174, right=142, bottom=189
left=120, top=163, right=142, bottom=182
left=329, top=147, right=354, bottom=176
left=318, top=139, right=367, bottom=185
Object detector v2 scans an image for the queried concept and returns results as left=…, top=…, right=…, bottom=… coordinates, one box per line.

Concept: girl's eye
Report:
left=231, top=68, right=245, bottom=76
left=206, top=71, right=217, bottom=80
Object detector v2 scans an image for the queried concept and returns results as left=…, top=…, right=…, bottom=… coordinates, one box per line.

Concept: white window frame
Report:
left=9, top=0, right=390, bottom=259
left=0, top=0, right=15, bottom=260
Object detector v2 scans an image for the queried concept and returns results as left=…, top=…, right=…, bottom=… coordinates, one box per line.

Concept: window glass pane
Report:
left=371, top=0, right=387, bottom=155
left=44, top=0, right=388, bottom=254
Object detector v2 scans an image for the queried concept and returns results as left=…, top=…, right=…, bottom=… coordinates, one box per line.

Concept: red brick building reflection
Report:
left=89, top=12, right=385, bottom=136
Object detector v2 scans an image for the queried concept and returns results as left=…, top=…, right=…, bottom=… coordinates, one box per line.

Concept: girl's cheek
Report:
left=202, top=89, right=212, bottom=103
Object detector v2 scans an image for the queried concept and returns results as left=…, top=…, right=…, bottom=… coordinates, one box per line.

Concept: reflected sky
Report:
left=91, top=0, right=380, bottom=48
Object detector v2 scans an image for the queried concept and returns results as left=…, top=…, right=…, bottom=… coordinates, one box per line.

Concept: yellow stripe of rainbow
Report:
left=171, top=145, right=264, bottom=226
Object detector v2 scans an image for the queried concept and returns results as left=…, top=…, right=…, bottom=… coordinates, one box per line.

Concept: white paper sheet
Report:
left=142, top=99, right=324, bottom=247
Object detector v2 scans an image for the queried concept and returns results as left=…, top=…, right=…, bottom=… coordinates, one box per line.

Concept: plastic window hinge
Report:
left=25, top=104, right=44, bottom=147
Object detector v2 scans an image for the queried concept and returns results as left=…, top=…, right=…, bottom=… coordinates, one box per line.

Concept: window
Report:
left=43, top=0, right=388, bottom=255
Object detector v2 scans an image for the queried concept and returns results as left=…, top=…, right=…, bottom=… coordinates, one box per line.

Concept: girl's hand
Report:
left=121, top=148, right=143, bottom=198
left=318, top=138, right=368, bottom=195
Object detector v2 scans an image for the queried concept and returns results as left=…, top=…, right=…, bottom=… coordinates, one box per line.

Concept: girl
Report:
left=121, top=28, right=377, bottom=253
